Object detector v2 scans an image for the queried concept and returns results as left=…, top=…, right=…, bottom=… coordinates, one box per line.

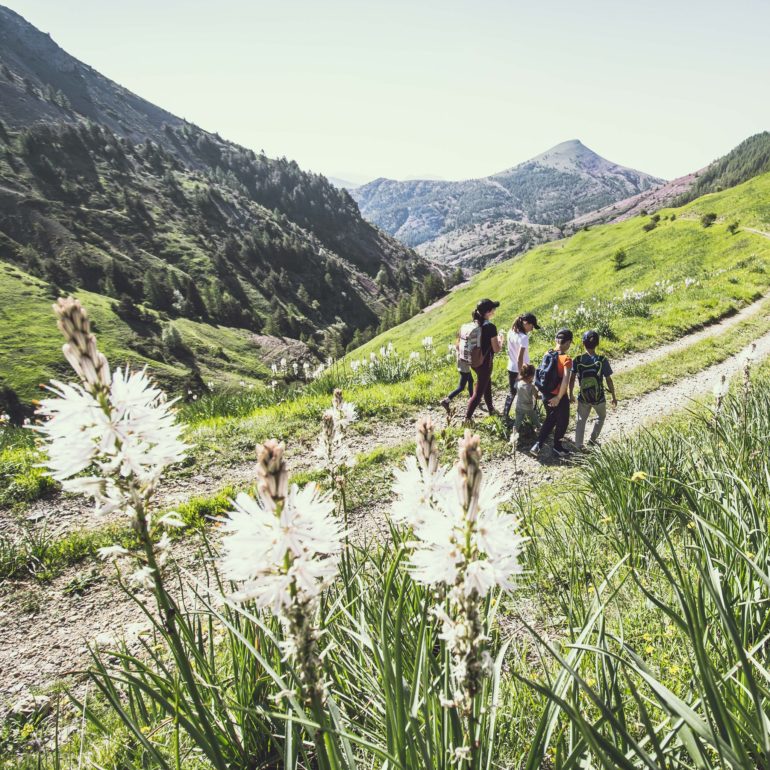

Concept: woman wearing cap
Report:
left=502, top=312, right=540, bottom=424
left=464, top=298, right=502, bottom=422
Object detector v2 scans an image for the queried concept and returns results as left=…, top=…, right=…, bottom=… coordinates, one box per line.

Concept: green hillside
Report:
left=676, top=131, right=770, bottom=205
left=0, top=261, right=276, bottom=399
left=354, top=171, right=770, bottom=361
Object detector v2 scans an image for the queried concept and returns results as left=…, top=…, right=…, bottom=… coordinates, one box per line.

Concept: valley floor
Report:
left=1, top=296, right=769, bottom=709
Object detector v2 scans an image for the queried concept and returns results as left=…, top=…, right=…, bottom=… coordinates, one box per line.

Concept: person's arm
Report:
left=517, top=334, right=528, bottom=372
left=548, top=365, right=572, bottom=407
left=491, top=329, right=502, bottom=354
left=569, top=370, right=576, bottom=402
left=606, top=375, right=618, bottom=406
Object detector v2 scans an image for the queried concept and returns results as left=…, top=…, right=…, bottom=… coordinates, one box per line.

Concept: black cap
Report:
left=555, top=328, right=573, bottom=342
left=582, top=329, right=600, bottom=347
left=521, top=312, right=540, bottom=329
left=476, top=298, right=500, bottom=314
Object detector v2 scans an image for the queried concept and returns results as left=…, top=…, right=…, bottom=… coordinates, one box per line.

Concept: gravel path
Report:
left=612, top=292, right=768, bottom=374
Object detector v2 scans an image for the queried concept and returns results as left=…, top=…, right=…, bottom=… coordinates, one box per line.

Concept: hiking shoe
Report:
left=440, top=397, right=451, bottom=412
left=529, top=442, right=541, bottom=456
left=588, top=438, right=601, bottom=448
left=552, top=444, right=570, bottom=458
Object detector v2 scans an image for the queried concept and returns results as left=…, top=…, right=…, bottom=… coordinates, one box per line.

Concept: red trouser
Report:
left=465, top=357, right=494, bottom=419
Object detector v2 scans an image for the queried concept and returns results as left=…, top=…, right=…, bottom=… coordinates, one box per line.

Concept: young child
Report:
left=530, top=328, right=573, bottom=458
left=570, top=329, right=617, bottom=449
left=503, top=312, right=540, bottom=424
left=440, top=335, right=474, bottom=411
left=514, top=363, right=541, bottom=433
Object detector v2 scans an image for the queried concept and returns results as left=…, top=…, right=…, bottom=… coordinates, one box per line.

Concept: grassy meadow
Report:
left=4, top=167, right=770, bottom=769
left=354, top=171, right=770, bottom=361
left=0, top=261, right=273, bottom=400
left=6, top=355, right=770, bottom=769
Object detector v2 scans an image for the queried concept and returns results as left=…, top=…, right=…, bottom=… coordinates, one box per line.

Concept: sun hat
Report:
left=582, top=329, right=600, bottom=347
left=555, top=328, right=574, bottom=342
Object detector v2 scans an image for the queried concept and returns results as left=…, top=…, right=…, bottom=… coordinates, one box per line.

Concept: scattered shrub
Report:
left=701, top=212, right=718, bottom=228
left=612, top=248, right=628, bottom=270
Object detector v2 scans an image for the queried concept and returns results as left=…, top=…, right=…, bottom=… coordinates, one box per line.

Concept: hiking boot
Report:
left=440, top=397, right=451, bottom=412
left=588, top=438, right=601, bottom=448
left=552, top=444, right=570, bottom=458
left=529, top=442, right=541, bottom=456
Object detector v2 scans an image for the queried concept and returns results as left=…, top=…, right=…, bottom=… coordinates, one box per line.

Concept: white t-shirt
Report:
left=506, top=330, right=529, bottom=373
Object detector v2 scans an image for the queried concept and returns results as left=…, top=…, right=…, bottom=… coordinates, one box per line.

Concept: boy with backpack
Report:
left=570, top=329, right=617, bottom=449
left=530, top=328, right=573, bottom=458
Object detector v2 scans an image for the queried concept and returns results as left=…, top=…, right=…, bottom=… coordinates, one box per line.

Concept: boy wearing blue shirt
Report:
left=570, top=330, right=617, bottom=449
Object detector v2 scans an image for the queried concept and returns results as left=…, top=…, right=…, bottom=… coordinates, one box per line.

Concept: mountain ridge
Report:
left=0, top=4, right=442, bottom=388
left=350, top=140, right=664, bottom=258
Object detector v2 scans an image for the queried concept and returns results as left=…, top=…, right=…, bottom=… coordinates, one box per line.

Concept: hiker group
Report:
left=441, top=298, right=617, bottom=458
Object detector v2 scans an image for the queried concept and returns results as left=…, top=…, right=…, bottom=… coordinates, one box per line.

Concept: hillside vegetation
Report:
left=0, top=4, right=442, bottom=390
left=675, top=131, right=770, bottom=204
left=0, top=261, right=288, bottom=400
left=354, top=170, right=770, bottom=361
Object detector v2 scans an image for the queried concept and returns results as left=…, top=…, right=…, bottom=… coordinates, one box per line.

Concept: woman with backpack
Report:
left=502, top=312, right=540, bottom=425
left=530, top=327, right=573, bottom=458
left=463, top=298, right=502, bottom=423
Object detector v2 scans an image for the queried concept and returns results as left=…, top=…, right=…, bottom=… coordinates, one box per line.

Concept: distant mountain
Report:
left=350, top=140, right=664, bottom=266
left=567, top=132, right=770, bottom=231
left=0, top=5, right=439, bottom=387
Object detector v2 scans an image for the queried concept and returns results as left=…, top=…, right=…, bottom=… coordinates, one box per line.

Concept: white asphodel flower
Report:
left=390, top=455, right=452, bottom=531
left=316, top=391, right=358, bottom=475
left=392, top=425, right=526, bottom=721
left=219, top=484, right=343, bottom=612
left=333, top=400, right=357, bottom=428
left=713, top=374, right=729, bottom=399
left=35, top=366, right=187, bottom=503
left=97, top=544, right=130, bottom=560
left=130, top=565, right=156, bottom=589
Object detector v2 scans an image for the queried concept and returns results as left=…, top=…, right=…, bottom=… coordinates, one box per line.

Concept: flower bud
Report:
left=416, top=416, right=438, bottom=476
left=256, top=439, right=289, bottom=504
left=456, top=430, right=483, bottom=521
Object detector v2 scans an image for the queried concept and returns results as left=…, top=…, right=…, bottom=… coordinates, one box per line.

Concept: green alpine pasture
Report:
left=0, top=261, right=270, bottom=400
left=354, top=171, right=770, bottom=361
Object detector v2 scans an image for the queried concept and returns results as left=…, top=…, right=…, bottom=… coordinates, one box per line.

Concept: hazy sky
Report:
left=6, top=0, right=770, bottom=182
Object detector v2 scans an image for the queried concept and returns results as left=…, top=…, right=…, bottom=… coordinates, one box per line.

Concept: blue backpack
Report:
left=535, top=350, right=561, bottom=397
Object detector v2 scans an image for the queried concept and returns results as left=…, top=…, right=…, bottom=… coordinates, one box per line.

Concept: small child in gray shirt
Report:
left=514, top=364, right=541, bottom=431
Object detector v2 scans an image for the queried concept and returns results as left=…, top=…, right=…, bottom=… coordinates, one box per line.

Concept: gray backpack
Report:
left=458, top=322, right=483, bottom=368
